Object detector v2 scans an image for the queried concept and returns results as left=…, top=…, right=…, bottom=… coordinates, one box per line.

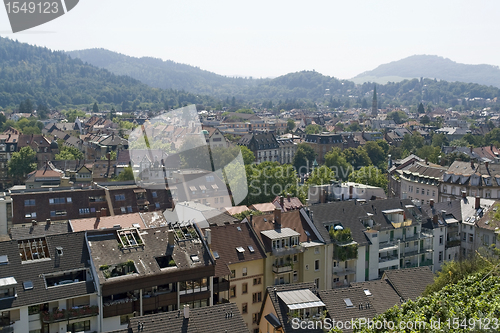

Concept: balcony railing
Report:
left=0, top=326, right=14, bottom=333
left=446, top=239, right=461, bottom=249
left=379, top=254, right=399, bottom=263
left=379, top=241, right=399, bottom=251
left=272, top=244, right=304, bottom=257
left=41, top=305, right=99, bottom=323
left=273, top=264, right=293, bottom=274
left=420, top=259, right=433, bottom=267
left=332, top=267, right=356, bottom=276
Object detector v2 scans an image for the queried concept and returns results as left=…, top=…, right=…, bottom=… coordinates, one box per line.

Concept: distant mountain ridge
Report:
left=351, top=55, right=500, bottom=88
left=67, top=48, right=262, bottom=97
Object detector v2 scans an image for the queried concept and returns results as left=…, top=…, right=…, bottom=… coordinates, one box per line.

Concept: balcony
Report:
left=379, top=255, right=399, bottom=269
left=379, top=241, right=399, bottom=251
left=103, top=298, right=138, bottom=318
left=420, top=259, right=433, bottom=267
left=41, top=305, right=99, bottom=323
left=273, top=264, right=293, bottom=274
left=272, top=244, right=304, bottom=257
left=142, top=292, right=177, bottom=312
left=332, top=267, right=356, bottom=276
left=0, top=326, right=14, bottom=333
left=213, top=279, right=230, bottom=293
left=446, top=239, right=461, bottom=249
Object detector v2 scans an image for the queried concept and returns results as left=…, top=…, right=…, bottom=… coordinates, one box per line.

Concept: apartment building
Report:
left=399, top=161, right=446, bottom=204
left=87, top=224, right=215, bottom=332
left=238, top=132, right=280, bottom=164
left=204, top=222, right=266, bottom=333
left=0, top=231, right=99, bottom=333
left=246, top=208, right=326, bottom=290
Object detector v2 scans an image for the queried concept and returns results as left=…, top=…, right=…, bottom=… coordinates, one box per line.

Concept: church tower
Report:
left=371, top=85, right=378, bottom=117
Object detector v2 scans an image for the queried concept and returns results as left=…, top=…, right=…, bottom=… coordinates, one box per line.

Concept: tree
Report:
left=364, top=141, right=386, bottom=169
left=431, top=133, right=449, bottom=147
left=324, top=147, right=352, bottom=180
left=292, top=143, right=316, bottom=174
left=287, top=118, right=295, bottom=132
left=348, top=166, right=387, bottom=190
left=92, top=102, right=99, bottom=113
left=306, top=165, right=335, bottom=186
left=235, top=108, right=254, bottom=114
left=245, top=162, right=297, bottom=205
left=305, top=124, right=323, bottom=134
left=239, top=146, right=255, bottom=165
left=346, top=122, right=361, bottom=132
left=37, top=104, right=49, bottom=119
left=341, top=147, right=372, bottom=169
left=386, top=110, right=408, bottom=124
left=416, top=145, right=441, bottom=163
left=55, top=146, right=84, bottom=160
left=8, top=147, right=37, bottom=183
left=417, top=102, right=425, bottom=113
left=115, top=166, right=134, bottom=181
left=420, top=115, right=430, bottom=125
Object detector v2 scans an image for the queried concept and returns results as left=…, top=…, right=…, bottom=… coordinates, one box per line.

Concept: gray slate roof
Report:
left=382, top=266, right=434, bottom=301
left=0, top=231, right=95, bottom=310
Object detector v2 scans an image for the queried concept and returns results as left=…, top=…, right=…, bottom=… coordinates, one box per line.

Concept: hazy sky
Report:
left=1, top=0, right=499, bottom=79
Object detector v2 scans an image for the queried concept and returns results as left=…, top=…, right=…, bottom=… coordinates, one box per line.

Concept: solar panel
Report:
left=23, top=281, right=33, bottom=290
left=248, top=246, right=255, bottom=253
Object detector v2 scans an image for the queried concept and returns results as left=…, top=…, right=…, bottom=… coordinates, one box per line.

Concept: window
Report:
left=314, top=260, right=319, bottom=271
left=49, top=198, right=65, bottom=204
left=252, top=313, right=260, bottom=324
left=230, top=270, right=236, bottom=279
left=427, top=189, right=429, bottom=196
left=155, top=202, right=160, bottom=209
left=293, top=271, right=298, bottom=282
left=242, top=283, right=248, bottom=294
left=439, top=235, right=443, bottom=245
left=121, top=207, right=126, bottom=213
left=253, top=277, right=261, bottom=285
left=79, top=208, right=90, bottom=215
left=469, top=234, right=474, bottom=243
left=24, top=199, right=35, bottom=206
left=314, top=278, right=320, bottom=288
left=115, top=194, right=125, bottom=201
left=416, top=188, right=419, bottom=194
left=483, top=235, right=490, bottom=246
left=242, top=267, right=247, bottom=277
left=242, top=303, right=248, bottom=314
left=69, top=320, right=90, bottom=333
left=66, top=197, right=72, bottom=203
left=432, top=190, right=435, bottom=197
left=439, top=251, right=443, bottom=262
left=315, top=247, right=320, bottom=254
left=220, top=197, right=224, bottom=203
left=214, top=197, right=219, bottom=204
left=230, top=286, right=236, bottom=298
left=25, top=212, right=36, bottom=218
left=252, top=292, right=262, bottom=303
left=152, top=191, right=157, bottom=198
left=127, top=206, right=133, bottom=213
left=463, top=232, right=466, bottom=241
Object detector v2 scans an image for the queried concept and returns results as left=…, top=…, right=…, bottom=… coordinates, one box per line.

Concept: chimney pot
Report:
left=183, top=305, right=189, bottom=319
left=462, top=190, right=466, bottom=199
left=430, top=199, right=434, bottom=207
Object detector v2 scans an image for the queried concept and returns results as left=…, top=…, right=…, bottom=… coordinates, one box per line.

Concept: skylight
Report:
left=0, top=255, right=8, bottom=265
left=191, top=255, right=200, bottom=263
left=213, top=251, right=220, bottom=259
left=364, top=289, right=372, bottom=296
left=237, top=226, right=242, bottom=231
left=23, top=281, right=33, bottom=291
left=248, top=246, right=255, bottom=253
left=236, top=246, right=245, bottom=253
left=344, top=298, right=354, bottom=308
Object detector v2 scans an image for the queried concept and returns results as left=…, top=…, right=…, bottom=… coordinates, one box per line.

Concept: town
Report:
left=1, top=84, right=499, bottom=333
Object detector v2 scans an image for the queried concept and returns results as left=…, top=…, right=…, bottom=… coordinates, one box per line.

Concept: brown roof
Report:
left=70, top=213, right=145, bottom=232
left=272, top=196, right=303, bottom=212
left=250, top=202, right=277, bottom=213
left=224, top=205, right=249, bottom=215
left=382, top=267, right=434, bottom=301
left=205, top=222, right=266, bottom=277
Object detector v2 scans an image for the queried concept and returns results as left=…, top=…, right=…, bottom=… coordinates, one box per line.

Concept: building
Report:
left=0, top=128, right=19, bottom=190
left=203, top=222, right=266, bottom=332
left=246, top=209, right=326, bottom=289
left=387, top=154, right=423, bottom=199
left=277, top=138, right=297, bottom=164
left=441, top=160, right=500, bottom=201
left=308, top=182, right=386, bottom=204
left=87, top=224, right=215, bottom=332
left=238, top=132, right=280, bottom=164
left=0, top=232, right=99, bottom=333
left=303, top=133, right=345, bottom=165
left=399, top=161, right=446, bottom=204
left=258, top=282, right=325, bottom=333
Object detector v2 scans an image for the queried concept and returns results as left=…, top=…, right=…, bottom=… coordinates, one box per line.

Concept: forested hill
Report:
left=352, top=55, right=500, bottom=88
left=67, top=48, right=262, bottom=97
left=0, top=37, right=212, bottom=110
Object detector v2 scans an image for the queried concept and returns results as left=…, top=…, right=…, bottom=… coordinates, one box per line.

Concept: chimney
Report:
left=32, top=220, right=37, bottom=226
left=485, top=161, right=489, bottom=169
left=471, top=160, right=474, bottom=169
left=462, top=190, right=466, bottom=199
left=475, top=196, right=480, bottom=209
left=205, top=229, right=211, bottom=249
left=430, top=199, right=434, bottom=207
left=168, top=230, right=175, bottom=246
left=470, top=146, right=473, bottom=154
left=280, top=196, right=284, bottom=210
left=183, top=305, right=189, bottom=319
left=101, top=208, right=107, bottom=217
left=287, top=193, right=291, bottom=201
left=425, top=157, right=428, bottom=165
left=274, top=208, right=282, bottom=230
left=46, top=219, right=51, bottom=225
left=433, top=215, right=438, bottom=224
left=249, top=214, right=253, bottom=226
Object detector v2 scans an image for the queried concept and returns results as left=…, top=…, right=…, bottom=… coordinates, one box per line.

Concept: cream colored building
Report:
left=205, top=222, right=266, bottom=333
left=399, top=161, right=446, bottom=205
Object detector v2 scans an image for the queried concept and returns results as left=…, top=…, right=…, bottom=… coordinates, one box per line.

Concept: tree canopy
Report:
left=8, top=146, right=37, bottom=182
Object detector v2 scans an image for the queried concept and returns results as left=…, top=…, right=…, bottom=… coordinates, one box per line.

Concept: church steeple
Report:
left=371, top=85, right=378, bottom=117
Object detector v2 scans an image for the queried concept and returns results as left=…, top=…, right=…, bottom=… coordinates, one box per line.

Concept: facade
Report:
left=87, top=225, right=215, bottom=332
left=277, top=138, right=297, bottom=165
left=204, top=222, right=266, bottom=332
left=441, top=161, right=500, bottom=201
left=0, top=232, right=99, bottom=333
left=387, top=154, right=423, bottom=199
left=246, top=209, right=327, bottom=290
left=399, top=161, right=446, bottom=204
left=238, top=132, right=280, bottom=164
left=0, top=129, right=19, bottom=190
left=303, top=133, right=345, bottom=165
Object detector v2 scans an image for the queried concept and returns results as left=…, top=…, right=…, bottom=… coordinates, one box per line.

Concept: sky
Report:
left=1, top=0, right=499, bottom=80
